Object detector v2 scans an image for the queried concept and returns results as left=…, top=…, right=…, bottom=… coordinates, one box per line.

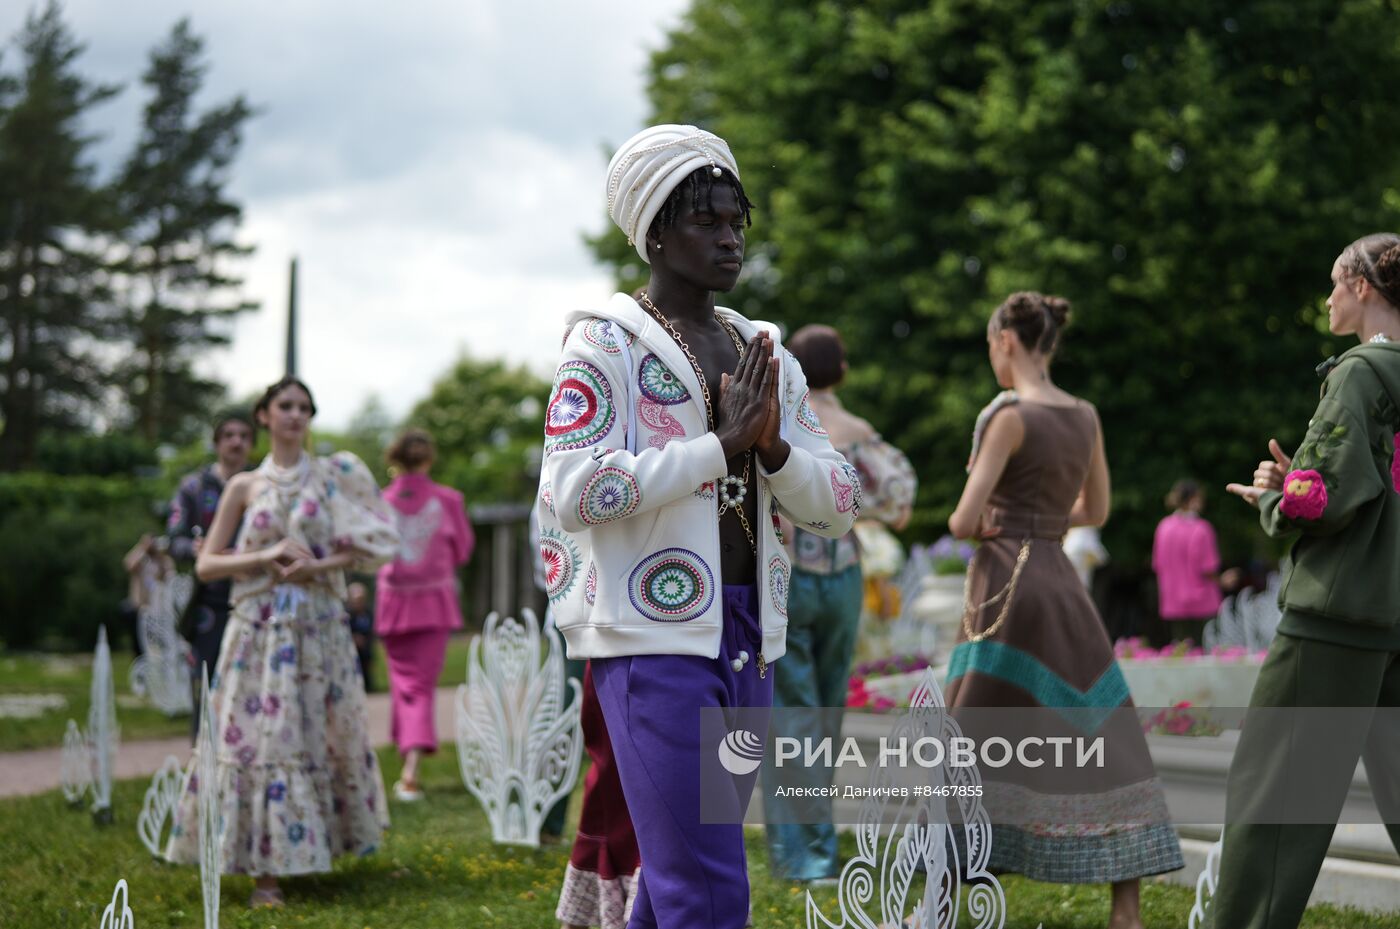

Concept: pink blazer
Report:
left=375, top=474, right=474, bottom=636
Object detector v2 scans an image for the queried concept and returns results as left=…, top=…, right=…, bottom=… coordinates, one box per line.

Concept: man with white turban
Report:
left=536, top=124, right=860, bottom=928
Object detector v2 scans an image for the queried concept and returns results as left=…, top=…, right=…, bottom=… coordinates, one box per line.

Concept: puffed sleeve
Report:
left=323, top=451, right=400, bottom=570
left=849, top=436, right=917, bottom=526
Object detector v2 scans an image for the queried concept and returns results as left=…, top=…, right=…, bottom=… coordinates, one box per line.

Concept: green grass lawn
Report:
left=0, top=635, right=475, bottom=753
left=1, top=744, right=1394, bottom=928
left=0, top=650, right=190, bottom=752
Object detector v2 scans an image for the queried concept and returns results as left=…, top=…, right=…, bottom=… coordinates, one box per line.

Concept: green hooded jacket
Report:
left=1259, top=342, right=1400, bottom=650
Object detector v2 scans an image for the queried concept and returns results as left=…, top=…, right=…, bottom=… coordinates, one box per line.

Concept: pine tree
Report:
left=0, top=1, right=120, bottom=470
left=113, top=18, right=256, bottom=443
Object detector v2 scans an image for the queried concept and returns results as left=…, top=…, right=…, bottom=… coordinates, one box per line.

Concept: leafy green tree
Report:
left=407, top=354, right=549, bottom=505
left=112, top=18, right=256, bottom=444
left=598, top=0, right=1400, bottom=563
left=0, top=2, right=120, bottom=470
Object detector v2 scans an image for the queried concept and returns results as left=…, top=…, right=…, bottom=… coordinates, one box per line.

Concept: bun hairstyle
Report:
left=1166, top=479, right=1202, bottom=512
left=992, top=291, right=1072, bottom=354
left=386, top=427, right=436, bottom=471
left=786, top=324, right=847, bottom=390
left=1340, top=233, right=1400, bottom=309
left=254, top=376, right=317, bottom=421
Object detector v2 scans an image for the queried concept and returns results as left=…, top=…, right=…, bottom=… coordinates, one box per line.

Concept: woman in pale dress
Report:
left=164, top=376, right=399, bottom=907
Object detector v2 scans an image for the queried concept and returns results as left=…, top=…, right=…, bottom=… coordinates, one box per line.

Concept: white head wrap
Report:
left=606, top=124, right=741, bottom=264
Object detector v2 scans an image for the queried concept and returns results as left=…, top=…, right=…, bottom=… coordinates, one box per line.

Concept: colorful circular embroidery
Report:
left=539, top=528, right=581, bottom=602
left=768, top=556, right=789, bottom=616
left=546, top=360, right=615, bottom=453
left=637, top=354, right=689, bottom=405
left=795, top=390, right=828, bottom=436
left=628, top=548, right=714, bottom=622
left=584, top=562, right=597, bottom=606
left=579, top=467, right=641, bottom=525
left=580, top=318, right=635, bottom=354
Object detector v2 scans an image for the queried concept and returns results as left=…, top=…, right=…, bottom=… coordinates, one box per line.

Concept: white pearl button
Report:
left=731, top=658, right=744, bottom=672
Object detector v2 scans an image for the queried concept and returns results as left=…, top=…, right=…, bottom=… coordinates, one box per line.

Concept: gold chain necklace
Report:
left=638, top=291, right=756, bottom=554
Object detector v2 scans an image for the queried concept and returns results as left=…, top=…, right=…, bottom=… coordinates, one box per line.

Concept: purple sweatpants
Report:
left=592, top=584, right=774, bottom=929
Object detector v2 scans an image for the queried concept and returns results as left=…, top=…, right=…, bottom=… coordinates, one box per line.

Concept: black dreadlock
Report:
left=647, top=166, right=754, bottom=241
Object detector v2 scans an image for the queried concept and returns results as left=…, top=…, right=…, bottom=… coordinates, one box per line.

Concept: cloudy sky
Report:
left=0, top=0, right=690, bottom=428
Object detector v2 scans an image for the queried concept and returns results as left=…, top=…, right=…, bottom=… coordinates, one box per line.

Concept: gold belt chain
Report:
left=960, top=538, right=1033, bottom=643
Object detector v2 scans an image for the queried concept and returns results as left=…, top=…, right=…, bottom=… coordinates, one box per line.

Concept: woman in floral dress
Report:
left=165, top=376, right=400, bottom=907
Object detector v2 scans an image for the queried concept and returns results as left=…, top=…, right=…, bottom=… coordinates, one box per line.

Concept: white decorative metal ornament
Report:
left=805, top=667, right=1038, bottom=929
left=455, top=609, right=583, bottom=846
left=1189, top=834, right=1224, bottom=929
left=136, top=755, right=185, bottom=857
left=88, top=625, right=120, bottom=823
left=128, top=572, right=195, bottom=716
left=196, top=666, right=220, bottom=929
left=98, top=878, right=134, bottom=929
left=60, top=717, right=92, bottom=805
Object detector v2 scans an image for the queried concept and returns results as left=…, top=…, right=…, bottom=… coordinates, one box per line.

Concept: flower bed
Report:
left=1114, top=637, right=1267, bottom=709
left=846, top=654, right=934, bottom=712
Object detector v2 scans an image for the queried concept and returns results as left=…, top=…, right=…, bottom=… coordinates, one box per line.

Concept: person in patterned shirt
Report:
left=167, top=409, right=253, bottom=738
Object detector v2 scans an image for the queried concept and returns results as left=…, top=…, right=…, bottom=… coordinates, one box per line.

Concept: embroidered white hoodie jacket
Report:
left=537, top=292, right=860, bottom=663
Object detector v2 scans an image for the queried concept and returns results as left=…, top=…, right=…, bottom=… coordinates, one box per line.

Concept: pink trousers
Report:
left=381, top=628, right=450, bottom=755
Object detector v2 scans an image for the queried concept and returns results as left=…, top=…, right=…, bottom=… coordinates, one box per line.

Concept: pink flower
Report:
left=1279, top=469, right=1328, bottom=520
left=1391, top=433, right=1400, bottom=494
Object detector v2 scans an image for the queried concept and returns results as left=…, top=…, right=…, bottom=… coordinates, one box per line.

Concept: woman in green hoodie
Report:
left=1211, top=232, right=1400, bottom=929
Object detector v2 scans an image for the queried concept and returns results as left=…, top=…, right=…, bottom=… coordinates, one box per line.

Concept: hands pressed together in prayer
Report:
left=1226, top=439, right=1292, bottom=508
left=716, top=332, right=790, bottom=471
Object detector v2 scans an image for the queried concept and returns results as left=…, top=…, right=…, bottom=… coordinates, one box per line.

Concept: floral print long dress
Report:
left=165, top=451, right=400, bottom=876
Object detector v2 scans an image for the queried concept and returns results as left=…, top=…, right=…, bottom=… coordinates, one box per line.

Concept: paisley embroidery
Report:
left=795, top=390, right=827, bottom=436
left=639, top=398, right=686, bottom=449
left=628, top=548, right=714, bottom=623
left=579, top=467, right=642, bottom=526
left=637, top=354, right=689, bottom=405
left=831, top=464, right=857, bottom=514
left=392, top=496, right=443, bottom=565
left=546, top=360, right=616, bottom=453
left=584, top=562, right=597, bottom=606
left=540, top=482, right=555, bottom=516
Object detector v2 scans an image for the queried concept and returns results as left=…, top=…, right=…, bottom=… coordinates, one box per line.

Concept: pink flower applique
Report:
left=1280, top=469, right=1328, bottom=520
left=1391, top=432, right=1400, bottom=494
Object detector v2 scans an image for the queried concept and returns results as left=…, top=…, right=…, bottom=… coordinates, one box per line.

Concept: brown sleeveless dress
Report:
left=946, top=399, right=1183, bottom=883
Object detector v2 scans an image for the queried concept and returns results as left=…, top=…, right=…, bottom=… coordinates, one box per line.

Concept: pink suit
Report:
left=376, top=474, right=474, bottom=755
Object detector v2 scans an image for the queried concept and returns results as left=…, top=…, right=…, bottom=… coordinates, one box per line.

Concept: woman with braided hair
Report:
left=1215, top=233, right=1400, bottom=929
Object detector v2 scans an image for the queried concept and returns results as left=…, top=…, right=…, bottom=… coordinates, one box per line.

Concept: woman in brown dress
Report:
left=947, top=292, right=1182, bottom=929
